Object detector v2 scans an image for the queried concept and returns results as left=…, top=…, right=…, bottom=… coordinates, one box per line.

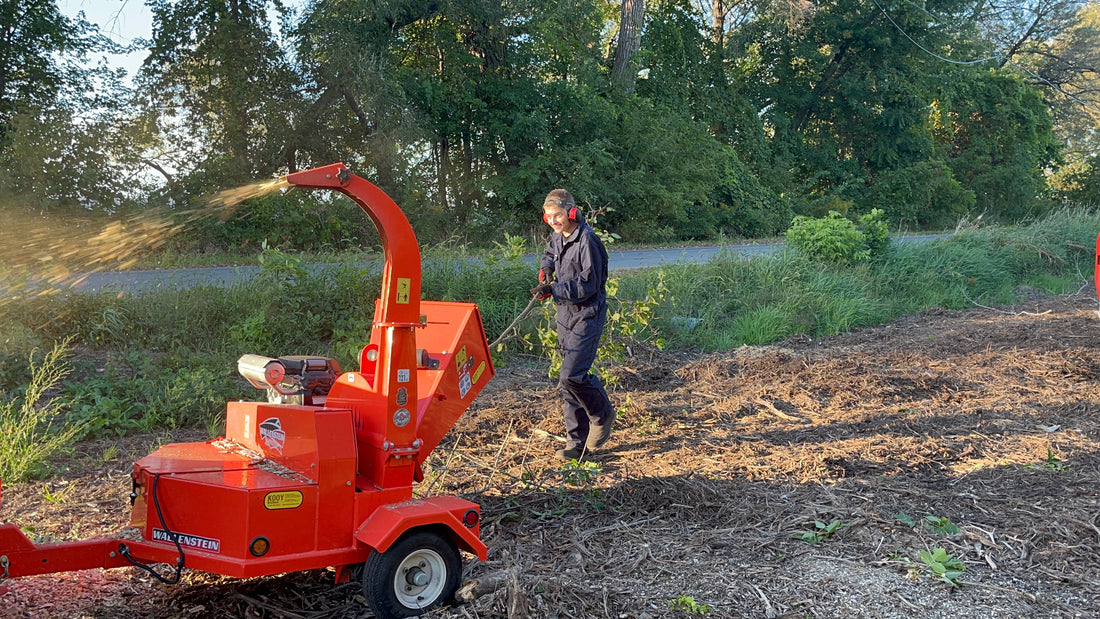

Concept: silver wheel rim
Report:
left=393, top=548, right=447, bottom=609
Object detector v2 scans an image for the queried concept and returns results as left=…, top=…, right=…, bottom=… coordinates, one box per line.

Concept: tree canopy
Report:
left=2, top=0, right=1098, bottom=246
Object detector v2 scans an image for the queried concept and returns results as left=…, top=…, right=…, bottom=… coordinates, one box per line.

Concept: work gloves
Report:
left=534, top=268, right=554, bottom=299
left=531, top=284, right=553, bottom=300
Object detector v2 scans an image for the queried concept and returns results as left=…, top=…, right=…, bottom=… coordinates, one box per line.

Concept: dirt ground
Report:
left=3, top=291, right=1100, bottom=618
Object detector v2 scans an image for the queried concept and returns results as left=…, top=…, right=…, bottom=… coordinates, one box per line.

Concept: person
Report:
left=530, top=189, right=616, bottom=460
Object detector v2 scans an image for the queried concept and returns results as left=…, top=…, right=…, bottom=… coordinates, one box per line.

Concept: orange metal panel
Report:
left=354, top=496, right=487, bottom=560
left=415, top=301, right=496, bottom=461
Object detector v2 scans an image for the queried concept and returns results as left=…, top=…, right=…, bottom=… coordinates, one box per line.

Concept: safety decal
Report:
left=394, top=408, right=410, bottom=427
left=472, top=360, right=486, bottom=385
left=264, top=491, right=304, bottom=510
left=259, top=417, right=286, bottom=454
left=153, top=528, right=221, bottom=553
left=396, top=387, right=408, bottom=406
left=458, top=371, right=472, bottom=398
left=456, top=346, right=474, bottom=398
left=396, top=278, right=411, bottom=304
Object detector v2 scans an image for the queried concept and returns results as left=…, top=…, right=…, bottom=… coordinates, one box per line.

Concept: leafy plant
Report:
left=922, top=515, right=961, bottom=536
left=785, top=210, right=889, bottom=265
left=539, top=273, right=667, bottom=386
left=0, top=340, right=86, bottom=483
left=795, top=519, right=851, bottom=543
left=1026, top=448, right=1069, bottom=472
left=895, top=513, right=918, bottom=528
left=560, top=459, right=600, bottom=486
left=919, top=547, right=966, bottom=586
left=669, top=595, right=710, bottom=615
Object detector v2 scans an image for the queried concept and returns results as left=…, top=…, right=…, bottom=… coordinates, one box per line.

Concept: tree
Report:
left=139, top=0, right=298, bottom=187
left=929, top=70, right=1060, bottom=219
left=611, top=0, right=645, bottom=93
left=0, top=0, right=97, bottom=139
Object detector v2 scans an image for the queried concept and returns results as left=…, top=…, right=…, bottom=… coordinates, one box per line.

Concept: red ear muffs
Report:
left=542, top=206, right=579, bottom=223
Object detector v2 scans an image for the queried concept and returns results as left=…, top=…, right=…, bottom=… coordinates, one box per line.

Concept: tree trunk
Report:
left=611, top=0, right=645, bottom=93
left=711, top=0, right=728, bottom=47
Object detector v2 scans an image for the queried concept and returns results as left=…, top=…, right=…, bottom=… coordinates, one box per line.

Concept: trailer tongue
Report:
left=0, top=163, right=495, bottom=619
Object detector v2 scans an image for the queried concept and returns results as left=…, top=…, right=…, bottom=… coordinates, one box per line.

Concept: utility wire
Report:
left=869, top=0, right=1100, bottom=115
left=868, top=0, right=1001, bottom=66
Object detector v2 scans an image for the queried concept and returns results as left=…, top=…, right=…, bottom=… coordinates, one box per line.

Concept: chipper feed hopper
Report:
left=0, top=163, right=496, bottom=618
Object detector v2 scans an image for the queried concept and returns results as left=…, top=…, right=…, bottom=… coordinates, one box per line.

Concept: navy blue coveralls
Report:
left=540, top=218, right=615, bottom=449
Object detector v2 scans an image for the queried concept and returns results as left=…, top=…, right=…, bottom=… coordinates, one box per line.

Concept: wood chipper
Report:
left=0, top=163, right=496, bottom=618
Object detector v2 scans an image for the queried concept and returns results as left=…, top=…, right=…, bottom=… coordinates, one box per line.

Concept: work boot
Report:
left=586, top=410, right=616, bottom=450
left=556, top=446, right=584, bottom=460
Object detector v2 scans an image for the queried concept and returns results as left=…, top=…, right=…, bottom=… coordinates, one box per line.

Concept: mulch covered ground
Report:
left=3, top=291, right=1100, bottom=618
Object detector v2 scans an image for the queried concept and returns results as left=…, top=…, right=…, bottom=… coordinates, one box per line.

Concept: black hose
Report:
left=119, top=473, right=185, bottom=585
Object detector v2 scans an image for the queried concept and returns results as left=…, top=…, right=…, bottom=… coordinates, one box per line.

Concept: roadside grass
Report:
left=0, top=205, right=1096, bottom=447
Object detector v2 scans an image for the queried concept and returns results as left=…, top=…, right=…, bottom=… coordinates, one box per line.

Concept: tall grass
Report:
left=0, top=206, right=1096, bottom=442
left=647, top=205, right=1100, bottom=350
left=0, top=340, right=85, bottom=483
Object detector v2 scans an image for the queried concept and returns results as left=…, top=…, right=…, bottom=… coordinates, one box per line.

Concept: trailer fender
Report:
left=355, top=496, right=487, bottom=561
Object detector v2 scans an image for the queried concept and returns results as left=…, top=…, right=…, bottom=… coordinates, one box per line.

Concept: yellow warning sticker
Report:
left=264, top=490, right=304, bottom=510
left=396, top=278, right=411, bottom=304
left=456, top=346, right=468, bottom=369
left=472, top=360, right=486, bottom=384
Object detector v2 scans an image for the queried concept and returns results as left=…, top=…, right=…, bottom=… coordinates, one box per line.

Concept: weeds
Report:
left=922, top=515, right=962, bottom=536
left=669, top=595, right=710, bottom=615
left=918, top=547, right=967, bottom=586
left=794, top=519, right=851, bottom=543
left=895, top=513, right=961, bottom=535
left=1026, top=448, right=1069, bottom=472
left=0, top=340, right=86, bottom=483
left=2, top=207, right=1098, bottom=447
left=539, top=273, right=667, bottom=386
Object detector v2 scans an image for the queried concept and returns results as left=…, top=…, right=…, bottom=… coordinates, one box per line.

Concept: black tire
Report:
left=362, top=530, right=461, bottom=618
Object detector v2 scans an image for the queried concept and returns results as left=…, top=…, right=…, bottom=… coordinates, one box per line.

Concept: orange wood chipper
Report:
left=0, top=163, right=496, bottom=618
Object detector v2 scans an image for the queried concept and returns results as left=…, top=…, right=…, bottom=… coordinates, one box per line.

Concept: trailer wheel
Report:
left=363, top=530, right=461, bottom=618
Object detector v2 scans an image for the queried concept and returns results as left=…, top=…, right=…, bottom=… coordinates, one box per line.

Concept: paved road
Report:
left=63, top=235, right=942, bottom=293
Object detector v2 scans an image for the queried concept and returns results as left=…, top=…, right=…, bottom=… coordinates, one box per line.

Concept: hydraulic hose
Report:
left=119, top=473, right=184, bottom=585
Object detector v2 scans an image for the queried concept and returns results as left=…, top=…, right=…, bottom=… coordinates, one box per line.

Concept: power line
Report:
left=868, top=0, right=1002, bottom=66
left=870, top=0, right=1100, bottom=115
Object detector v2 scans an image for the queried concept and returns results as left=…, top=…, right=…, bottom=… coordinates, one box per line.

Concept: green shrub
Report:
left=785, top=210, right=890, bottom=264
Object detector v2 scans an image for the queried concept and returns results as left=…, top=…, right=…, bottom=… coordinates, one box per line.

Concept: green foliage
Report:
left=918, top=547, right=967, bottom=587
left=2, top=0, right=1086, bottom=244
left=4, top=207, right=1098, bottom=449
left=922, top=516, right=961, bottom=536
left=857, top=160, right=975, bottom=229
left=1026, top=448, right=1070, bottom=472
left=538, top=274, right=667, bottom=385
left=785, top=210, right=890, bottom=265
left=659, top=206, right=1100, bottom=351
left=1051, top=154, right=1100, bottom=206
left=0, top=340, right=85, bottom=483
left=64, top=354, right=236, bottom=439
left=795, top=519, right=851, bottom=544
left=894, top=513, right=918, bottom=528
left=669, top=595, right=710, bottom=615
left=183, top=191, right=371, bottom=253
left=929, top=71, right=1061, bottom=221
